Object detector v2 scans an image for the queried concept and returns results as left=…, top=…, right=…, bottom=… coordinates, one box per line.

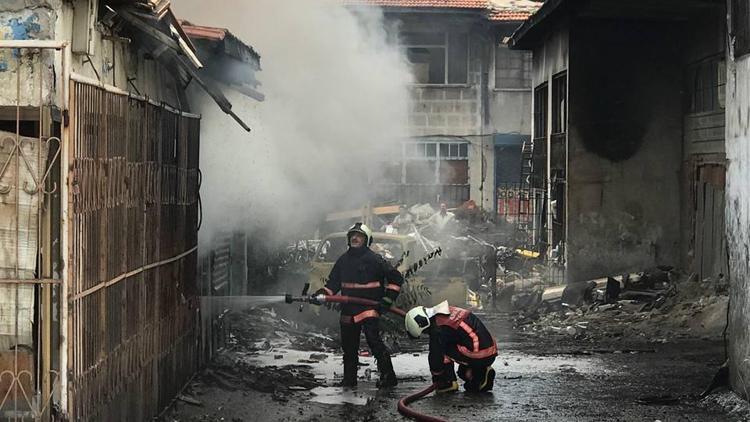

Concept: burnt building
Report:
left=509, top=0, right=728, bottom=283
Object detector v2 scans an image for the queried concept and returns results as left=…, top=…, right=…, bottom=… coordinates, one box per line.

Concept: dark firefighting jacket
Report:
left=322, top=246, right=403, bottom=324
left=428, top=306, right=497, bottom=372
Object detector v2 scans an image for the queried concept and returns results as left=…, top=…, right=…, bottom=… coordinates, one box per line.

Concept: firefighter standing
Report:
left=405, top=301, right=497, bottom=393
left=314, top=222, right=403, bottom=388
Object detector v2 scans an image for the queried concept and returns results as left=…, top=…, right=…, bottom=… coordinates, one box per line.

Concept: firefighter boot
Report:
left=433, top=367, right=458, bottom=394
left=435, top=380, right=459, bottom=394
left=375, top=354, right=398, bottom=389
left=461, top=366, right=495, bottom=393
left=338, top=354, right=358, bottom=387
left=479, top=367, right=496, bottom=392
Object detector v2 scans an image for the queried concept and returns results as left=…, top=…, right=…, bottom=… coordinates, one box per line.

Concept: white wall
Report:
left=725, top=44, right=750, bottom=402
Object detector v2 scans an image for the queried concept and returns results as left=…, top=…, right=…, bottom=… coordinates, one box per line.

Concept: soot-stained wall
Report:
left=566, top=19, right=683, bottom=281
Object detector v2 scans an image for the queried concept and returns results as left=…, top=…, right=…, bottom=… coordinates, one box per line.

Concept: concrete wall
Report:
left=489, top=88, right=530, bottom=134
left=409, top=84, right=480, bottom=136
left=726, top=23, right=750, bottom=401
left=565, top=20, right=682, bottom=282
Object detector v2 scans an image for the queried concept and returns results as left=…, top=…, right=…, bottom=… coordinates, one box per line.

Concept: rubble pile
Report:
left=511, top=269, right=729, bottom=343
left=202, top=355, right=323, bottom=398
left=226, top=307, right=339, bottom=352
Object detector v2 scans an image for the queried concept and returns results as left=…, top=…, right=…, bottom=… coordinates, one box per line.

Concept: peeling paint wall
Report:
left=566, top=20, right=683, bottom=282
left=726, top=13, right=750, bottom=400
left=0, top=4, right=56, bottom=106
left=0, top=1, right=180, bottom=110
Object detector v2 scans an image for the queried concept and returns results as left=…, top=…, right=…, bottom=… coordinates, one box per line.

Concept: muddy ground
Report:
left=161, top=303, right=748, bottom=422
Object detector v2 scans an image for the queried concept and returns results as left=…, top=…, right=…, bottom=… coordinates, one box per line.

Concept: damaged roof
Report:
left=508, top=0, right=723, bottom=49
left=103, top=0, right=252, bottom=131
left=180, top=21, right=261, bottom=69
left=344, top=0, right=541, bottom=21
left=180, top=21, right=264, bottom=102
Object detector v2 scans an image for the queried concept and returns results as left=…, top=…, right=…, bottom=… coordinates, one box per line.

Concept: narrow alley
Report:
left=1, top=0, right=750, bottom=421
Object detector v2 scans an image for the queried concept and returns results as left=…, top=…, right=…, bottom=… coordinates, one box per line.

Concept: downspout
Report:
left=60, top=41, right=72, bottom=418
left=546, top=61, right=553, bottom=260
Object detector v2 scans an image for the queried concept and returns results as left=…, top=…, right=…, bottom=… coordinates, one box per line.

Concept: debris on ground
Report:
left=226, top=307, right=339, bottom=352
left=510, top=269, right=729, bottom=343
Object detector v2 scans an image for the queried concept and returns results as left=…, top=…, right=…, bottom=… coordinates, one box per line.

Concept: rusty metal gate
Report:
left=67, top=80, right=200, bottom=420
left=0, top=41, right=66, bottom=421
left=0, top=40, right=202, bottom=421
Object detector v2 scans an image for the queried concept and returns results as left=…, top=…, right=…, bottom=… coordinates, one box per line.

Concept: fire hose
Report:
left=285, top=292, right=448, bottom=422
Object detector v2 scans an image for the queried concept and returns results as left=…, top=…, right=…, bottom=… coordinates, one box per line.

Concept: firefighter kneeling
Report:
left=405, top=301, right=497, bottom=393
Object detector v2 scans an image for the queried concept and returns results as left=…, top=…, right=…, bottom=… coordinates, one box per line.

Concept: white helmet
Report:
left=404, top=301, right=451, bottom=338
left=404, top=306, right=431, bottom=338
left=347, top=222, right=373, bottom=246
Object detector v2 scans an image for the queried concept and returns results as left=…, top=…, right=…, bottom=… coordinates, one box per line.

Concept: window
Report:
left=686, top=57, right=726, bottom=113
left=551, top=72, right=567, bottom=134
left=732, top=0, right=750, bottom=58
left=495, top=45, right=531, bottom=89
left=533, top=83, right=548, bottom=139
left=403, top=140, right=469, bottom=184
left=401, top=31, right=469, bottom=84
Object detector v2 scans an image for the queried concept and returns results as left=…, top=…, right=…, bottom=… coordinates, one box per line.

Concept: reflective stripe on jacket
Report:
left=433, top=306, right=497, bottom=362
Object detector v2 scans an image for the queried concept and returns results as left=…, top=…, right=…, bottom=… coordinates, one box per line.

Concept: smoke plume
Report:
left=172, top=0, right=413, bottom=246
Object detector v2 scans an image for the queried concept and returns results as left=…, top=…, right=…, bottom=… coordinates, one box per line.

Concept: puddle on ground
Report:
left=244, top=345, right=616, bottom=406
left=308, top=386, right=370, bottom=405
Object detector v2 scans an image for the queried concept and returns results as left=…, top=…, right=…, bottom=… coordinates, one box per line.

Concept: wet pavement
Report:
left=162, top=309, right=745, bottom=422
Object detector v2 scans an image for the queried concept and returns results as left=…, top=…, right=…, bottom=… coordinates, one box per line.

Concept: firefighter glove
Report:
left=379, top=296, right=394, bottom=314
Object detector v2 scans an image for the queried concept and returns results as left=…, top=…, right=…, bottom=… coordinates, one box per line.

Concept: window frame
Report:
left=686, top=56, right=726, bottom=114
left=551, top=72, right=567, bottom=135
left=401, top=31, right=470, bottom=86
left=402, top=140, right=469, bottom=185
left=533, top=82, right=548, bottom=140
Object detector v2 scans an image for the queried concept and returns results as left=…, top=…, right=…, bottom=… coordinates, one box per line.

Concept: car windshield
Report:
left=316, top=236, right=404, bottom=265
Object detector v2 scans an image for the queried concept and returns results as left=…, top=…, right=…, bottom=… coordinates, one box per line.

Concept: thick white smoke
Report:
left=172, top=0, right=413, bottom=246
